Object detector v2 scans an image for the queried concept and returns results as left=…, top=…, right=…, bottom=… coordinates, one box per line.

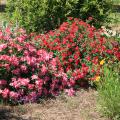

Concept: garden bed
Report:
left=0, top=1, right=120, bottom=120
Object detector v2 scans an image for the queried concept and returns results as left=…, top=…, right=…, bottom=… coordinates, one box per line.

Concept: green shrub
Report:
left=6, top=0, right=48, bottom=32
left=72, top=0, right=113, bottom=28
left=98, top=64, right=120, bottom=119
left=6, top=0, right=113, bottom=32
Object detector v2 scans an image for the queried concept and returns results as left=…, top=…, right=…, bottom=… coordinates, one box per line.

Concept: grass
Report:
left=97, top=64, right=120, bottom=120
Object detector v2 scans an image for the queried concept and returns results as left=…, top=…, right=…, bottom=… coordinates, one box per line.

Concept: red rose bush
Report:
left=34, top=17, right=120, bottom=84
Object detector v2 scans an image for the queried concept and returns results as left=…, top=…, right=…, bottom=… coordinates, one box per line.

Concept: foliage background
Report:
left=6, top=0, right=113, bottom=32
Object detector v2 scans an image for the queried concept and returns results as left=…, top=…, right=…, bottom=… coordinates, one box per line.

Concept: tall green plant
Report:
left=72, top=0, right=113, bottom=28
left=6, top=0, right=48, bottom=32
left=98, top=64, right=120, bottom=119
left=6, top=0, right=113, bottom=32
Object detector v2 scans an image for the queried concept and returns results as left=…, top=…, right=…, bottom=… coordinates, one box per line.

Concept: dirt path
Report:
left=0, top=89, right=109, bottom=120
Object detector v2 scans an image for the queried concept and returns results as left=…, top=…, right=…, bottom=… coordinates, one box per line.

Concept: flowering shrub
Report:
left=0, top=19, right=119, bottom=104
left=0, top=27, right=73, bottom=104
left=34, top=18, right=120, bottom=84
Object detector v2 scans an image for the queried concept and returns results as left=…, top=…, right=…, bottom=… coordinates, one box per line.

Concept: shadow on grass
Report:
left=0, top=107, right=27, bottom=120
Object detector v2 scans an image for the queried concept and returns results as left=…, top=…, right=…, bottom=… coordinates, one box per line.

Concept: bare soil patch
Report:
left=0, top=89, right=109, bottom=120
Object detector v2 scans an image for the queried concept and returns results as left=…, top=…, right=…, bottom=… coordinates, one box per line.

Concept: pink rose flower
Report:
left=20, top=65, right=27, bottom=71
left=28, top=84, right=34, bottom=90
left=2, top=88, right=9, bottom=98
left=31, top=75, right=38, bottom=80
left=65, top=88, right=75, bottom=96
left=41, top=64, right=47, bottom=75
left=9, top=91, right=19, bottom=100
left=0, top=44, right=7, bottom=52
left=19, top=78, right=30, bottom=86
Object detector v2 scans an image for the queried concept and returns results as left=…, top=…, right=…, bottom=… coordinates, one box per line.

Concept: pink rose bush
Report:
left=0, top=27, right=73, bottom=104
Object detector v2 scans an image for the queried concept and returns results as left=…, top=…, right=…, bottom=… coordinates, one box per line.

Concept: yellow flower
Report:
left=100, top=59, right=105, bottom=65
left=95, top=76, right=100, bottom=82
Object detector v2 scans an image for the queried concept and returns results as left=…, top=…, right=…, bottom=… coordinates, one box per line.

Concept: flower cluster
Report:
left=0, top=27, right=72, bottom=104
left=34, top=17, right=120, bottom=83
